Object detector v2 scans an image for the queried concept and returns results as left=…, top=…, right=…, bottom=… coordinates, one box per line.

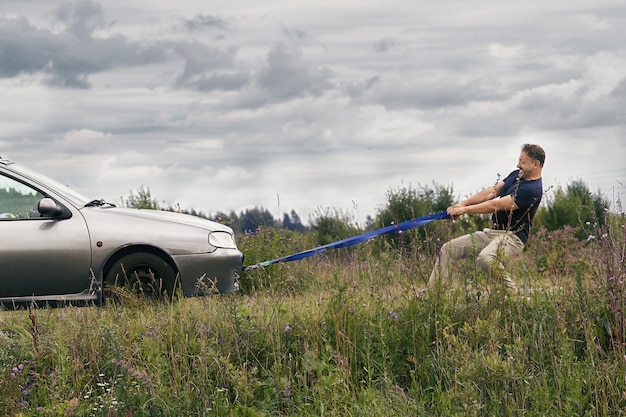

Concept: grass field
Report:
left=1, top=216, right=625, bottom=416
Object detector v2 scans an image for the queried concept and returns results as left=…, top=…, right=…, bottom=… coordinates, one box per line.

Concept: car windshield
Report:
left=10, top=163, right=94, bottom=207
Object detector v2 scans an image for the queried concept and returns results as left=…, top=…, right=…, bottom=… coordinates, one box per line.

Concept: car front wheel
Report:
left=105, top=252, right=178, bottom=299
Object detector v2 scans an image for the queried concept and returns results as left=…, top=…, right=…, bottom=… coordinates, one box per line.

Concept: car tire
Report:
left=105, top=252, right=178, bottom=299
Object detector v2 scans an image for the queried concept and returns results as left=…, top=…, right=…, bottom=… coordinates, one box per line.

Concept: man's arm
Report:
left=452, top=195, right=518, bottom=216
left=448, top=182, right=518, bottom=217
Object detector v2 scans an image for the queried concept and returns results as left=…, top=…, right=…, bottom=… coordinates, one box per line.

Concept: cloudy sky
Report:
left=1, top=0, right=625, bottom=225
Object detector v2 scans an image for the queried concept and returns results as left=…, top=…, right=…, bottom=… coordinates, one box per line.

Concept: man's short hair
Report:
left=522, top=144, right=545, bottom=167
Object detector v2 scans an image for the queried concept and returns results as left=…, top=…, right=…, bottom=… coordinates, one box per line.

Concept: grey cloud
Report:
left=345, top=76, right=380, bottom=97
left=0, top=2, right=336, bottom=101
left=374, top=38, right=395, bottom=53
left=256, top=42, right=335, bottom=101
left=56, top=0, right=105, bottom=38
left=0, top=18, right=89, bottom=87
left=372, top=77, right=495, bottom=110
left=611, top=78, right=626, bottom=98
left=180, top=14, right=231, bottom=31
left=180, top=72, right=249, bottom=92
left=0, top=14, right=165, bottom=88
left=569, top=95, right=626, bottom=129
left=280, top=25, right=310, bottom=42
left=173, top=41, right=239, bottom=89
left=0, top=12, right=239, bottom=91
left=450, top=78, right=625, bottom=138
left=0, top=18, right=53, bottom=77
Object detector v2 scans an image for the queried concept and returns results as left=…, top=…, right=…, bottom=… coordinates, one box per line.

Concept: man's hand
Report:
left=446, top=204, right=466, bottom=220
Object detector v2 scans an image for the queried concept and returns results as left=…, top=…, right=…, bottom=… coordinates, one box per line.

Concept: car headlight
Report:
left=208, top=231, right=237, bottom=249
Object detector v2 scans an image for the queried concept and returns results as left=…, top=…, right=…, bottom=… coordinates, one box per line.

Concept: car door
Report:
left=0, top=174, right=92, bottom=298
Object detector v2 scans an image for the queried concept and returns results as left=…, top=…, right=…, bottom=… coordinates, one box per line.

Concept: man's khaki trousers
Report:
left=428, top=228, right=525, bottom=290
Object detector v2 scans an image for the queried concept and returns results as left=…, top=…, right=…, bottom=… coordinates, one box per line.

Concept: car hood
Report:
left=81, top=206, right=235, bottom=234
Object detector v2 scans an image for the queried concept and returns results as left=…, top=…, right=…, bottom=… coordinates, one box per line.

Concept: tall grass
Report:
left=1, top=214, right=625, bottom=416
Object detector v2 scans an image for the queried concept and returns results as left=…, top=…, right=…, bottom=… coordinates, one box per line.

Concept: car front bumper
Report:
left=174, top=249, right=243, bottom=296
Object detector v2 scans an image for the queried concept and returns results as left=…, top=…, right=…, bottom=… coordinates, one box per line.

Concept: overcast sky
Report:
left=1, top=0, right=624, bottom=225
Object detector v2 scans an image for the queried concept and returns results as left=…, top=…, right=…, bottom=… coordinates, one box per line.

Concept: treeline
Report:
left=124, top=179, right=617, bottom=244
left=123, top=185, right=310, bottom=233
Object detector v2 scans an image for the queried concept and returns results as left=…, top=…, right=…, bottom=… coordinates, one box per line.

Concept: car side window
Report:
left=0, top=174, right=46, bottom=219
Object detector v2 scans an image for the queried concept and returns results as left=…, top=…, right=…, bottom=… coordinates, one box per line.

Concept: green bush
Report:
left=534, top=179, right=610, bottom=240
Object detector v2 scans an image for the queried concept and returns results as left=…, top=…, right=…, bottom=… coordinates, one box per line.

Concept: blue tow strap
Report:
left=245, top=211, right=451, bottom=270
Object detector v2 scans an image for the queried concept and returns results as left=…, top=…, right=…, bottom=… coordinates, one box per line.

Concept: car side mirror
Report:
left=37, top=198, right=71, bottom=219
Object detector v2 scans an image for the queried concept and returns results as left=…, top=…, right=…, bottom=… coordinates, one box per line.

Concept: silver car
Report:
left=0, top=156, right=243, bottom=307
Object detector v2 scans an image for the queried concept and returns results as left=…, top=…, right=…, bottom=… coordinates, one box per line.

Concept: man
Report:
left=429, top=144, right=545, bottom=291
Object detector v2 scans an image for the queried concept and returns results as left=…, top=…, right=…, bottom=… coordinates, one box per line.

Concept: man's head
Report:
left=522, top=144, right=545, bottom=167
left=517, top=144, right=545, bottom=180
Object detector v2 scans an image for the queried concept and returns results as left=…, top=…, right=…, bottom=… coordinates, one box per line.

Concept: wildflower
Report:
left=284, top=325, right=292, bottom=334
left=587, top=235, right=596, bottom=242
left=389, top=311, right=398, bottom=320
left=18, top=364, right=24, bottom=370
left=22, top=389, right=29, bottom=396
left=12, top=366, right=19, bottom=373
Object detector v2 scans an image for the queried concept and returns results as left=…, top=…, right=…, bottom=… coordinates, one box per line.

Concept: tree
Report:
left=374, top=182, right=455, bottom=226
left=373, top=182, right=459, bottom=251
left=124, top=185, right=159, bottom=210
left=534, top=179, right=609, bottom=240
left=282, top=209, right=307, bottom=232
left=238, top=207, right=278, bottom=233
left=310, top=207, right=361, bottom=246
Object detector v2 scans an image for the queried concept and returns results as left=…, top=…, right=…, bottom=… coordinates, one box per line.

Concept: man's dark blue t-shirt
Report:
left=492, top=169, right=543, bottom=244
